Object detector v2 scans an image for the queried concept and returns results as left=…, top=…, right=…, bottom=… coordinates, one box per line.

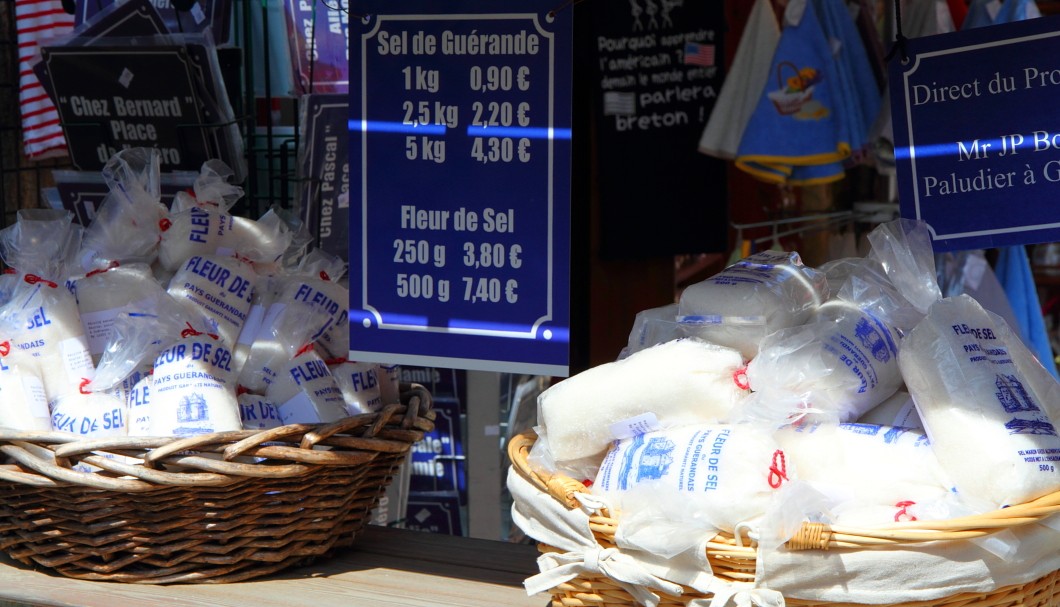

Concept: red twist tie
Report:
left=295, top=343, right=315, bottom=357
left=180, top=322, right=201, bottom=339
left=581, top=479, right=593, bottom=488
left=894, top=500, right=918, bottom=522
left=319, top=271, right=331, bottom=281
left=324, top=357, right=348, bottom=366
left=79, top=378, right=91, bottom=395
left=0, top=341, right=10, bottom=357
left=733, top=365, right=750, bottom=391
left=237, top=385, right=250, bottom=396
left=85, top=260, right=119, bottom=278
left=24, top=274, right=57, bottom=288
left=159, top=218, right=172, bottom=232
left=3, top=268, right=15, bottom=275
left=767, top=450, right=788, bottom=489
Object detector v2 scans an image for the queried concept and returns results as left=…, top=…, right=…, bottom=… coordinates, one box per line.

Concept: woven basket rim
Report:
left=0, top=383, right=435, bottom=492
left=508, top=429, right=1060, bottom=551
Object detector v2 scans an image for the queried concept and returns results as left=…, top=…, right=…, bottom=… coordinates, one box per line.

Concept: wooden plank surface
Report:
left=0, top=526, right=548, bottom=607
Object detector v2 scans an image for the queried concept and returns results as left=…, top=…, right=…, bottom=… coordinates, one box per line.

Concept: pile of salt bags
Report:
left=677, top=250, right=828, bottom=360
left=0, top=150, right=381, bottom=442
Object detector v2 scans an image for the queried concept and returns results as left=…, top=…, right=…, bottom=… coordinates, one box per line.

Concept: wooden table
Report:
left=0, top=526, right=547, bottom=607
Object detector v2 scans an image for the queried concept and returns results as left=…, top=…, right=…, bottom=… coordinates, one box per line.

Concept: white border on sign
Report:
left=359, top=13, right=557, bottom=340
left=902, top=28, right=1060, bottom=240
left=348, top=349, right=567, bottom=376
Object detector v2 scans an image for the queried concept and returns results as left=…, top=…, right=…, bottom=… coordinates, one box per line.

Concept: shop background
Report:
left=5, top=0, right=1060, bottom=545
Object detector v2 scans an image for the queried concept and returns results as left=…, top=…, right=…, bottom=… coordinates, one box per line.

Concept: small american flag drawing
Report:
left=603, top=92, right=636, bottom=116
left=684, top=42, right=716, bottom=67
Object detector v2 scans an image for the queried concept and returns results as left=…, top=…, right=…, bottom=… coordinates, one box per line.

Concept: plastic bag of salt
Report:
left=266, top=346, right=348, bottom=424
left=677, top=250, right=828, bottom=359
left=157, top=164, right=291, bottom=272
left=0, top=336, right=49, bottom=431
left=167, top=254, right=257, bottom=348
left=76, top=263, right=170, bottom=362
left=538, top=338, right=749, bottom=462
left=238, top=300, right=330, bottom=393
left=0, top=212, right=95, bottom=407
left=743, top=258, right=913, bottom=424
left=901, top=294, right=1060, bottom=507
left=150, top=324, right=242, bottom=437
left=330, top=360, right=383, bottom=415
left=237, top=253, right=347, bottom=390
left=238, top=393, right=282, bottom=430
left=592, top=424, right=792, bottom=533
left=77, top=147, right=168, bottom=271
left=774, top=422, right=951, bottom=524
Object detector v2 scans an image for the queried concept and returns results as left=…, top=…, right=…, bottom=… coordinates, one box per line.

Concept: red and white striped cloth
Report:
left=15, top=0, right=74, bottom=159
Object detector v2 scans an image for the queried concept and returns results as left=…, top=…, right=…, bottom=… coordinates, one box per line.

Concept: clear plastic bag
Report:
left=900, top=294, right=1060, bottom=508
left=166, top=254, right=258, bottom=348
left=592, top=424, right=793, bottom=533
left=538, top=338, right=750, bottom=463
left=774, top=422, right=952, bottom=525
left=78, top=147, right=168, bottom=270
left=677, top=250, right=828, bottom=359
left=265, top=347, right=348, bottom=424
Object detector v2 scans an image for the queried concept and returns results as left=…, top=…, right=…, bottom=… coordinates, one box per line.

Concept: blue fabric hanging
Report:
left=735, top=0, right=851, bottom=185
left=963, top=0, right=1039, bottom=29
left=995, top=245, right=1060, bottom=379
left=811, top=0, right=881, bottom=156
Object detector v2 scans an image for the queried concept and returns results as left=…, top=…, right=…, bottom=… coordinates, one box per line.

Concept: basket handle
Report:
left=776, top=61, right=799, bottom=88
left=507, top=430, right=591, bottom=510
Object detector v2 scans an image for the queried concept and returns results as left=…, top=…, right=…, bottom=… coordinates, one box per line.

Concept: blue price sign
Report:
left=349, top=2, right=572, bottom=376
left=891, top=16, right=1060, bottom=251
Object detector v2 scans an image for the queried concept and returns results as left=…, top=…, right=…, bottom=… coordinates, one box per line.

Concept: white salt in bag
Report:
left=150, top=331, right=242, bottom=437
left=77, top=148, right=167, bottom=270
left=50, top=389, right=127, bottom=438
left=677, top=250, right=827, bottom=359
left=238, top=393, right=282, bottom=430
left=237, top=273, right=346, bottom=391
left=744, top=298, right=904, bottom=424
left=127, top=372, right=153, bottom=436
left=2, top=276, right=95, bottom=408
left=593, top=424, right=792, bottom=533
left=167, top=254, right=257, bottom=348
left=89, top=294, right=209, bottom=392
left=900, top=294, right=1060, bottom=507
left=330, top=360, right=383, bottom=415
left=774, top=422, right=951, bottom=524
left=379, top=363, right=400, bottom=406
left=75, top=263, right=169, bottom=361
left=0, top=341, right=49, bottom=431
left=538, top=339, right=749, bottom=462
left=266, top=348, right=348, bottom=424
left=857, top=389, right=922, bottom=429
left=158, top=206, right=292, bottom=273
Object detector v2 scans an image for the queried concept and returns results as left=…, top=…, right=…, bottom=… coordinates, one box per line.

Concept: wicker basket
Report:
left=509, top=431, right=1060, bottom=607
left=0, top=383, right=434, bottom=584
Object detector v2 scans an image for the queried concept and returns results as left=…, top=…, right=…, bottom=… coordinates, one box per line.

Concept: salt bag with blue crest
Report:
left=591, top=424, right=792, bottom=534
left=149, top=321, right=242, bottom=437
left=677, top=250, right=827, bottom=360
left=900, top=294, right=1060, bottom=508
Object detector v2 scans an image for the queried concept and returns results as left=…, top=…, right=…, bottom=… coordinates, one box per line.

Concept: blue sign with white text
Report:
left=890, top=16, right=1060, bottom=251
left=349, top=1, right=572, bottom=376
